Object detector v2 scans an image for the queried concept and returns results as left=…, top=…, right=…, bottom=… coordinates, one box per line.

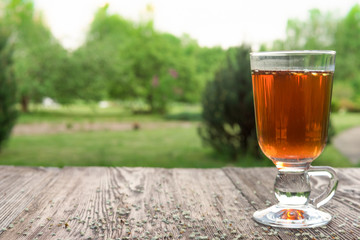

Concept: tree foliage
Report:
left=335, top=4, right=360, bottom=95
left=272, top=9, right=337, bottom=51
left=80, top=5, right=223, bottom=113
left=0, top=1, right=226, bottom=113
left=2, top=0, right=68, bottom=111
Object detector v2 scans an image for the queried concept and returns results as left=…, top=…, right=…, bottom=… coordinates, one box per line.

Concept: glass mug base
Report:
left=253, top=204, right=331, bottom=228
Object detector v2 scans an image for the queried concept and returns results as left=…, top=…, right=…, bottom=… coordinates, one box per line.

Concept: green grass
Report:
left=0, top=125, right=352, bottom=168
left=18, top=104, right=163, bottom=124
left=1, top=104, right=358, bottom=168
left=313, top=145, right=353, bottom=167
left=0, top=126, right=272, bottom=168
left=17, top=102, right=201, bottom=124
left=331, top=112, right=360, bottom=133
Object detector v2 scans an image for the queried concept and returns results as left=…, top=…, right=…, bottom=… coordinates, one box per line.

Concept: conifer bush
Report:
left=0, top=28, right=18, bottom=151
left=198, top=45, right=259, bottom=160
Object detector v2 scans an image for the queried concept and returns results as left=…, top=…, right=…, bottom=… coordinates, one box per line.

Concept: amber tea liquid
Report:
left=252, top=70, right=333, bottom=166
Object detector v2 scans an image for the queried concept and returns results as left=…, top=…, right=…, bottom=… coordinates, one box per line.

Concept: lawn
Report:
left=0, top=126, right=273, bottom=168
left=0, top=104, right=358, bottom=168
left=17, top=102, right=201, bottom=124
left=331, top=112, right=360, bottom=133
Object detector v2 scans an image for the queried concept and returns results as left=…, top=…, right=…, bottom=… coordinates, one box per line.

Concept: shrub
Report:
left=0, top=28, right=18, bottom=151
left=198, top=45, right=259, bottom=160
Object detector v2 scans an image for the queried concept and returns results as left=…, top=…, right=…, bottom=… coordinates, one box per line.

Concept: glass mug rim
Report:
left=250, top=50, right=336, bottom=57
left=250, top=50, right=336, bottom=71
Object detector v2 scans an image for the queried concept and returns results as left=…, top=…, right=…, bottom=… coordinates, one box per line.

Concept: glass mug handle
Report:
left=307, top=166, right=339, bottom=208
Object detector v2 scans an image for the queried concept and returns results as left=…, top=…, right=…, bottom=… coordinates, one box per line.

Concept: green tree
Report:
left=85, top=5, right=137, bottom=102
left=3, top=0, right=68, bottom=111
left=335, top=4, right=360, bottom=96
left=272, top=9, right=337, bottom=51
left=198, top=45, right=259, bottom=160
left=49, top=43, right=110, bottom=105
left=0, top=22, right=18, bottom=151
left=126, top=26, right=199, bottom=112
left=84, top=5, right=200, bottom=113
left=195, top=46, right=226, bottom=92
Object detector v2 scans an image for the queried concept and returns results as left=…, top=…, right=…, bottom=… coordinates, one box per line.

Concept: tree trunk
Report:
left=230, top=147, right=238, bottom=162
left=147, top=94, right=154, bottom=113
left=21, top=95, right=29, bottom=112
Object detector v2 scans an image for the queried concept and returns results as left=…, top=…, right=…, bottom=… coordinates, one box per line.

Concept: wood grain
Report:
left=0, top=166, right=358, bottom=239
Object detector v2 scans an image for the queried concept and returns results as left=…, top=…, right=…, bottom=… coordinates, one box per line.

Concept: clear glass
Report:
left=250, top=50, right=338, bottom=228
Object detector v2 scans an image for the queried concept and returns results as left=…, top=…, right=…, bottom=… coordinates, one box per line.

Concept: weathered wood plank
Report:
left=0, top=166, right=359, bottom=240
left=0, top=167, right=280, bottom=239
left=223, top=167, right=360, bottom=240
left=0, top=166, right=60, bottom=232
left=136, top=168, right=279, bottom=240
left=0, top=167, right=111, bottom=239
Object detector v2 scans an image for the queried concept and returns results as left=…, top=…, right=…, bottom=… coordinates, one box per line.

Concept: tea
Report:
left=252, top=70, right=333, bottom=163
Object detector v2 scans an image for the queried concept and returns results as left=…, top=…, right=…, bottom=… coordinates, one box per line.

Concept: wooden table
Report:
left=0, top=166, right=359, bottom=239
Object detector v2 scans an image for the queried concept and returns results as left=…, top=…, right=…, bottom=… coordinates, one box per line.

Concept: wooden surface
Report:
left=0, top=167, right=359, bottom=240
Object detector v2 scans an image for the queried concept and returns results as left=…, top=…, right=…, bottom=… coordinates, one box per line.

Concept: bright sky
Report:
left=34, top=0, right=359, bottom=50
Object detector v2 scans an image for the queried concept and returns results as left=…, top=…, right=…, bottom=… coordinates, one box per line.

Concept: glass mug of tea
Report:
left=250, top=51, right=338, bottom=228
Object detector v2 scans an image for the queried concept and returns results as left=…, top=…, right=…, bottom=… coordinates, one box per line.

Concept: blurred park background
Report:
left=0, top=0, right=360, bottom=168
